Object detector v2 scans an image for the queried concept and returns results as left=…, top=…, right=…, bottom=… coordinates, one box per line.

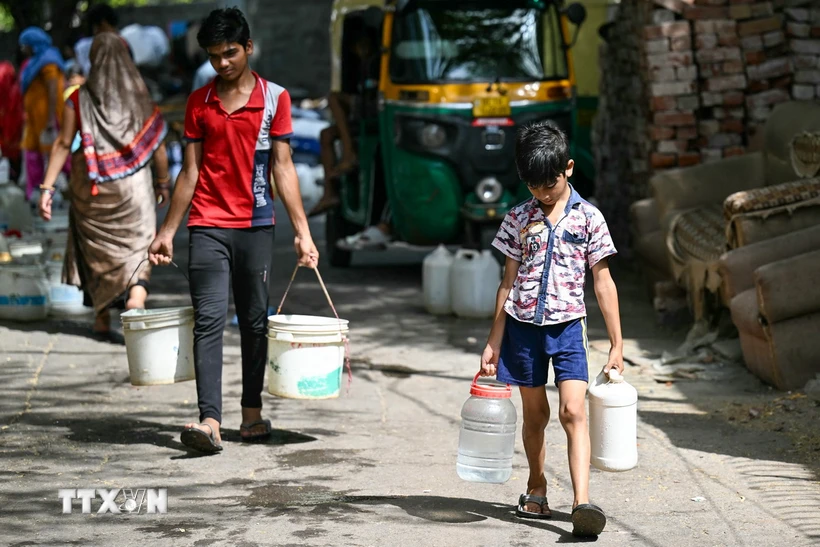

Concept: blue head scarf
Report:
left=19, top=27, right=65, bottom=94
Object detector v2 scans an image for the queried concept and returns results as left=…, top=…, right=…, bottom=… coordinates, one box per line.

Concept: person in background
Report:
left=37, top=33, right=170, bottom=339
left=18, top=27, right=65, bottom=200
left=75, top=3, right=132, bottom=76
left=192, top=58, right=217, bottom=91
left=148, top=8, right=319, bottom=454
left=0, top=61, right=24, bottom=179
left=309, top=25, right=378, bottom=217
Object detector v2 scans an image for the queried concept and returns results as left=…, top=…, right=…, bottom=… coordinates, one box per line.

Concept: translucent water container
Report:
left=457, top=373, right=517, bottom=483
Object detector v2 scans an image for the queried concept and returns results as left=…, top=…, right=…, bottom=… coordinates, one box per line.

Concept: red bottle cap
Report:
left=470, top=372, right=512, bottom=399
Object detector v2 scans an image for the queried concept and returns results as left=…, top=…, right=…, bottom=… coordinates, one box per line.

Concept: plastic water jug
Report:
left=423, top=244, right=453, bottom=315
left=0, top=175, right=33, bottom=233
left=588, top=369, right=638, bottom=472
left=451, top=249, right=500, bottom=319
left=457, top=373, right=517, bottom=483
left=0, top=155, right=10, bottom=183
left=0, top=264, right=50, bottom=322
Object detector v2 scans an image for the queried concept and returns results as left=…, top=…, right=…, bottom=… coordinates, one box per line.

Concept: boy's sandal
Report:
left=239, top=419, right=272, bottom=443
left=571, top=503, right=607, bottom=537
left=515, top=494, right=552, bottom=520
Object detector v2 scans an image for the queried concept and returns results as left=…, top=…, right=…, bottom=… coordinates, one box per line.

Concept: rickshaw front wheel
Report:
left=326, top=206, right=354, bottom=268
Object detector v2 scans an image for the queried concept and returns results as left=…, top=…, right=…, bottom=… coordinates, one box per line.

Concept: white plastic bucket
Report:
left=121, top=307, right=196, bottom=386
left=267, top=313, right=349, bottom=399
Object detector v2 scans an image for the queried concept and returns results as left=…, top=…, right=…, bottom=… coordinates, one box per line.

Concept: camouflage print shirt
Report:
left=491, top=186, right=617, bottom=326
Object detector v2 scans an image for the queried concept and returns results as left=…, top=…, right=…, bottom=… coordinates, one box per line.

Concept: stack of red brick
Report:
left=646, top=17, right=701, bottom=169
left=695, top=15, right=746, bottom=163
left=737, top=3, right=792, bottom=140
left=639, top=0, right=816, bottom=170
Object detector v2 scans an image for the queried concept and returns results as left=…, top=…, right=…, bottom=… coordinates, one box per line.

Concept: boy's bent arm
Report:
left=480, top=256, right=519, bottom=376
left=592, top=258, right=624, bottom=374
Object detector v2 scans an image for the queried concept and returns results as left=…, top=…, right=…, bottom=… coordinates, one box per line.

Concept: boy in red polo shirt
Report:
left=149, top=8, right=319, bottom=454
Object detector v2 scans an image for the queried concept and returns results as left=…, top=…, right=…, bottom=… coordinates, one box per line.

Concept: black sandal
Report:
left=239, top=419, right=272, bottom=443
left=181, top=423, right=223, bottom=454
left=515, top=494, right=552, bottom=520
left=572, top=503, right=606, bottom=537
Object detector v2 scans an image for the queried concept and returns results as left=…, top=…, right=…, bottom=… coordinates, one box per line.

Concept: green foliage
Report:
left=0, top=5, right=13, bottom=32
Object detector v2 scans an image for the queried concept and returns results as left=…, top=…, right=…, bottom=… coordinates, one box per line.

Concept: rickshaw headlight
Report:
left=419, top=123, right=447, bottom=149
left=476, top=177, right=503, bottom=204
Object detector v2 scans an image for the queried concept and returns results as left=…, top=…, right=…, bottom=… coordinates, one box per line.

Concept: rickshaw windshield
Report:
left=390, top=2, right=569, bottom=84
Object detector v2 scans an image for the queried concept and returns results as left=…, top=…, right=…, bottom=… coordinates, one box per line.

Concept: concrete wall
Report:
left=248, top=0, right=334, bottom=100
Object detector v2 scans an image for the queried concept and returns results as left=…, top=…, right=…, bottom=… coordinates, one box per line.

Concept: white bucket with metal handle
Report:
left=121, top=306, right=196, bottom=385
left=267, top=266, right=349, bottom=399
left=120, top=259, right=195, bottom=386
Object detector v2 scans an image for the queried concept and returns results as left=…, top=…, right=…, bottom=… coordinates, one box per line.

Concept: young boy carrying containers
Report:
left=480, top=120, right=625, bottom=538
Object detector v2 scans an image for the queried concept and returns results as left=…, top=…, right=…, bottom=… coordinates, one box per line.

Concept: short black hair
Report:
left=515, top=120, right=570, bottom=188
left=197, top=7, right=250, bottom=49
left=87, top=4, right=118, bottom=32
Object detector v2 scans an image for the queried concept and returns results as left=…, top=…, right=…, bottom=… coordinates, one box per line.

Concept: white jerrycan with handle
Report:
left=451, top=249, right=500, bottom=319
left=588, top=368, right=638, bottom=472
left=423, top=244, right=454, bottom=315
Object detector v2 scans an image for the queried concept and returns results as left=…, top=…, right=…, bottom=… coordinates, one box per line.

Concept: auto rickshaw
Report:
left=326, top=0, right=589, bottom=267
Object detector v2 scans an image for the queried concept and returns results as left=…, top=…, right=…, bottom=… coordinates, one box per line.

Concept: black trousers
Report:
left=188, top=226, right=274, bottom=424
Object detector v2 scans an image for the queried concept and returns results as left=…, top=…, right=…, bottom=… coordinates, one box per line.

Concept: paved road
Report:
left=1, top=202, right=818, bottom=546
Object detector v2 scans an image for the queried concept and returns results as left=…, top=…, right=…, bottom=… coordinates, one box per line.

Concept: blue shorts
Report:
left=497, top=314, right=589, bottom=387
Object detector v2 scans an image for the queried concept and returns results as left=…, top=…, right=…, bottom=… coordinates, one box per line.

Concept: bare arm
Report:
left=152, top=142, right=171, bottom=207
left=592, top=258, right=624, bottom=374
left=42, top=106, right=76, bottom=190
left=271, top=139, right=318, bottom=268
left=148, top=141, right=201, bottom=265
left=153, top=142, right=170, bottom=180
left=480, top=255, right=520, bottom=376
left=37, top=106, right=76, bottom=221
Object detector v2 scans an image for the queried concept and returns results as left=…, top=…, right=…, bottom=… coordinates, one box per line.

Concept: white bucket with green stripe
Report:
left=267, top=266, right=349, bottom=399
left=267, top=314, right=348, bottom=399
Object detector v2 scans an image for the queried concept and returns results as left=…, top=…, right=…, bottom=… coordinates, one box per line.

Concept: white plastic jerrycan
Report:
left=423, top=244, right=454, bottom=315
left=0, top=172, right=32, bottom=233
left=457, top=373, right=517, bottom=483
left=451, top=249, right=500, bottom=319
left=588, top=368, right=638, bottom=472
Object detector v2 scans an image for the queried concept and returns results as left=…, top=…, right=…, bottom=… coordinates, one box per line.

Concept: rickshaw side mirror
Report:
left=562, top=2, right=586, bottom=49
left=565, top=3, right=587, bottom=27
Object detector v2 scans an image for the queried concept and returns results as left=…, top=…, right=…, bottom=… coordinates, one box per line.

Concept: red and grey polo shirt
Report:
left=183, top=73, right=293, bottom=228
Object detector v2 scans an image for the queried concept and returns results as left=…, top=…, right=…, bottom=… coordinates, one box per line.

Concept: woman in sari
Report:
left=18, top=27, right=65, bottom=199
left=38, top=32, right=170, bottom=336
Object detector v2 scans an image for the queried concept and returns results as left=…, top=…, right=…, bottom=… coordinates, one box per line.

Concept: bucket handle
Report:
left=123, top=257, right=188, bottom=308
left=277, top=265, right=351, bottom=393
